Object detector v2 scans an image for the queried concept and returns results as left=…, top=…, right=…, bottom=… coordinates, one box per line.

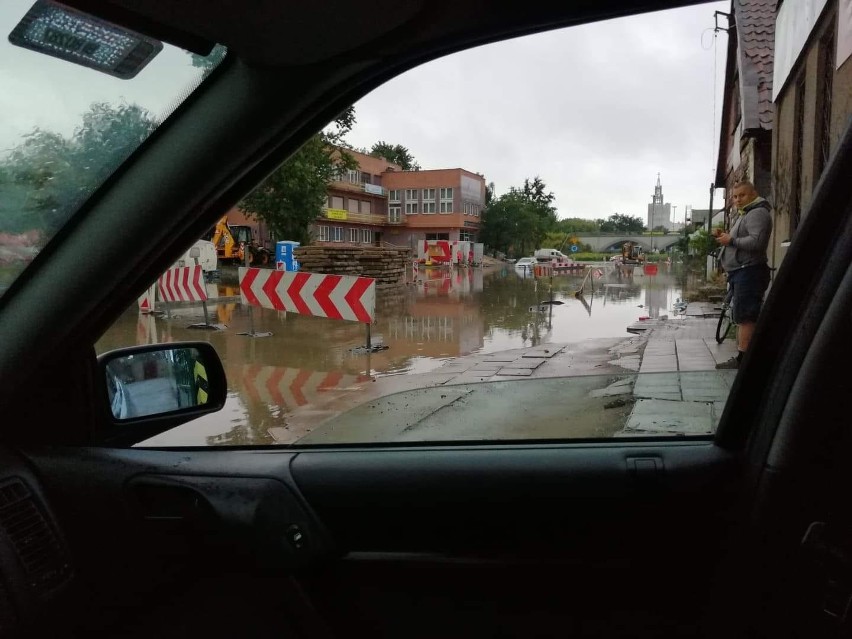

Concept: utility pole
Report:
left=707, top=183, right=715, bottom=280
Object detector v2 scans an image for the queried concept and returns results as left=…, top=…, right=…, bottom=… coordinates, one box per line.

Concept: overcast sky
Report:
left=347, top=2, right=729, bottom=223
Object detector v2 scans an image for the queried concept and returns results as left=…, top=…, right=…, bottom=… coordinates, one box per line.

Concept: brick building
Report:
left=313, top=150, right=401, bottom=247
left=769, top=0, right=852, bottom=267
left=381, top=168, right=485, bottom=247
left=310, top=152, right=485, bottom=248
left=217, top=149, right=486, bottom=251
left=715, top=0, right=776, bottom=230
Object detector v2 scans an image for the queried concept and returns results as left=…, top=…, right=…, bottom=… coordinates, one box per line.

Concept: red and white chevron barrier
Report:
left=240, top=365, right=371, bottom=411
left=239, top=268, right=375, bottom=324
left=158, top=265, right=208, bottom=303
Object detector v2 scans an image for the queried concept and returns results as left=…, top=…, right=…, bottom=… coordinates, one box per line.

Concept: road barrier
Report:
left=157, top=265, right=208, bottom=303
left=239, top=268, right=376, bottom=324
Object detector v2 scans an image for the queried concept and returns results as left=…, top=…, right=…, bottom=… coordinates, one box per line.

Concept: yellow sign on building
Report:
left=326, top=208, right=348, bottom=220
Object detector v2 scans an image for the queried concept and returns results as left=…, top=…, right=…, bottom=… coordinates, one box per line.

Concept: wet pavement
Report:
left=96, top=263, right=723, bottom=446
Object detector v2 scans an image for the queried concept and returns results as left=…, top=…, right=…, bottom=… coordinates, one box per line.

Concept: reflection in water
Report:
left=98, top=264, right=683, bottom=445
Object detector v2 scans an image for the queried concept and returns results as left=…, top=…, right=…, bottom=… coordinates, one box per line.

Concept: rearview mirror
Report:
left=99, top=342, right=226, bottom=422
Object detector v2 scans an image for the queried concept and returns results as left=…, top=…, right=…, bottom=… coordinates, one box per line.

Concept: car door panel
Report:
left=19, top=442, right=739, bottom=637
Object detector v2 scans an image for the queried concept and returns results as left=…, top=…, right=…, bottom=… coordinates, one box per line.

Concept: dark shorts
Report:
left=728, top=264, right=770, bottom=324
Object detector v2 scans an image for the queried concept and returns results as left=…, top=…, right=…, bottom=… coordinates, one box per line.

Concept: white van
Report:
left=534, top=248, right=572, bottom=262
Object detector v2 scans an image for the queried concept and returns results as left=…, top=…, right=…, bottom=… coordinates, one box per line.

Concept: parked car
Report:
left=514, top=256, right=538, bottom=269
left=0, top=0, right=848, bottom=637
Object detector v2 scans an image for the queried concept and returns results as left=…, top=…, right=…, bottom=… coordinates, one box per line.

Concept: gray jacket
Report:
left=720, top=198, right=772, bottom=272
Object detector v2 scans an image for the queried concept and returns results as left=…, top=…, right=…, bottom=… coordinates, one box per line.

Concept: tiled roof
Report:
left=735, top=0, right=776, bottom=130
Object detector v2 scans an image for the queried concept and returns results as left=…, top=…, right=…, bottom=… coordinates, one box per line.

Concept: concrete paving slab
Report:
left=640, top=365, right=680, bottom=373
left=589, top=379, right=635, bottom=397
left=495, top=368, right=535, bottom=376
left=447, top=372, right=499, bottom=384
left=523, top=347, right=566, bottom=359
left=641, top=355, right=677, bottom=364
left=501, top=358, right=547, bottom=370
left=437, top=363, right=472, bottom=374
left=468, top=363, right=504, bottom=372
left=610, top=356, right=641, bottom=371
left=624, top=399, right=714, bottom=434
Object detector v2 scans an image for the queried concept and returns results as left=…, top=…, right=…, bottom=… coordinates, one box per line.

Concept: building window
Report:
left=422, top=188, right=436, bottom=214
left=460, top=231, right=476, bottom=242
left=791, top=74, right=806, bottom=236
left=405, top=189, right=419, bottom=201
left=333, top=226, right=344, bottom=242
left=346, top=169, right=360, bottom=184
left=361, top=172, right=371, bottom=184
left=360, top=200, right=371, bottom=214
left=318, top=225, right=330, bottom=242
left=406, top=201, right=418, bottom=215
left=426, top=233, right=450, bottom=241
left=329, top=195, right=344, bottom=209
left=440, top=187, right=453, bottom=213
left=347, top=198, right=359, bottom=213
left=349, top=228, right=358, bottom=243
left=816, top=23, right=835, bottom=179
left=360, top=229, right=373, bottom=244
left=389, top=189, right=401, bottom=203
left=389, top=206, right=401, bottom=223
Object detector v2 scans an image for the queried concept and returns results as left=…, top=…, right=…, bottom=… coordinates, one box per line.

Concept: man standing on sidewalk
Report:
left=715, top=180, right=773, bottom=369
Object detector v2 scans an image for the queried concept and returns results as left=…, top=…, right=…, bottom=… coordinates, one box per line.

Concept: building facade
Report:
left=381, top=168, right=485, bottom=247
left=715, top=0, right=776, bottom=239
left=313, top=150, right=401, bottom=248
left=216, top=150, right=486, bottom=251
left=769, top=0, right=852, bottom=268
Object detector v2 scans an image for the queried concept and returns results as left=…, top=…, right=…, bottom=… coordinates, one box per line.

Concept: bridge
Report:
left=573, top=234, right=681, bottom=252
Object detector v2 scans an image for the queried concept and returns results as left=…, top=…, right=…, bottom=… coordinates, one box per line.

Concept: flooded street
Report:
left=97, top=264, right=686, bottom=445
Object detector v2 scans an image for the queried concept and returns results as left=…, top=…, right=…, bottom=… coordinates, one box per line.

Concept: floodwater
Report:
left=96, top=264, right=686, bottom=446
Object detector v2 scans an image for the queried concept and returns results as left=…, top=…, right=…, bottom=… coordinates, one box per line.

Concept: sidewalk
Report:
left=276, top=303, right=740, bottom=444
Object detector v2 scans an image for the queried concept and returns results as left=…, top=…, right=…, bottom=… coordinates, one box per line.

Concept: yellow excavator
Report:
left=208, top=215, right=271, bottom=265
left=621, top=241, right=645, bottom=264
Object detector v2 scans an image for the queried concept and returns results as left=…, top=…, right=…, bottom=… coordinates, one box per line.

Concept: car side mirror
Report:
left=97, top=342, right=227, bottom=446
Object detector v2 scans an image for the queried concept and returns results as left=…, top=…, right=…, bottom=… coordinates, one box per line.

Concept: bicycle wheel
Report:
left=716, top=306, right=734, bottom=344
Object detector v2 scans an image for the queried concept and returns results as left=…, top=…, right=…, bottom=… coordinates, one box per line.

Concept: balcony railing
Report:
left=329, top=178, right=387, bottom=197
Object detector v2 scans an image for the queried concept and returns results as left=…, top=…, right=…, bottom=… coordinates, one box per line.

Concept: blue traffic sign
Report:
left=570, top=244, right=578, bottom=252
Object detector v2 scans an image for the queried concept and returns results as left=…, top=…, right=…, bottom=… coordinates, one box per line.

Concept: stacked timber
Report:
left=294, top=246, right=411, bottom=287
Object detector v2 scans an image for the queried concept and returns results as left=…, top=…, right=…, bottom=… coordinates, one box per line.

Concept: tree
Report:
left=238, top=107, right=358, bottom=245
left=556, top=217, right=599, bottom=233
left=369, top=141, right=420, bottom=171
left=190, top=45, right=228, bottom=77
left=0, top=102, right=158, bottom=236
left=594, top=213, right=645, bottom=234
left=480, top=177, right=559, bottom=256
left=485, top=181, right=495, bottom=207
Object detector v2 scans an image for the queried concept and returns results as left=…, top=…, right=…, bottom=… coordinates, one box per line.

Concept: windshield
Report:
left=0, top=0, right=224, bottom=297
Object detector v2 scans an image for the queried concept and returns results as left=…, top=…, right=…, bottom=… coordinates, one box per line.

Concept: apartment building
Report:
left=313, top=150, right=402, bottom=247
left=382, top=168, right=485, bottom=246
left=223, top=149, right=487, bottom=250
